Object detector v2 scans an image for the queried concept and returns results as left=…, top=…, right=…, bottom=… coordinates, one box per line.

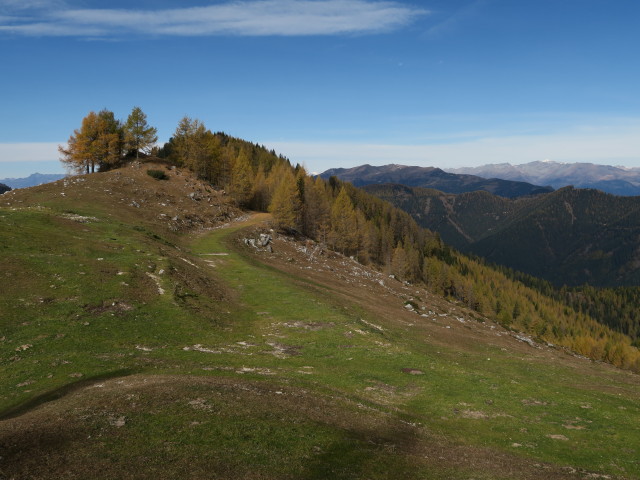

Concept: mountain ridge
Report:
left=0, top=172, right=66, bottom=189
left=447, top=160, right=640, bottom=196
left=320, top=163, right=553, bottom=198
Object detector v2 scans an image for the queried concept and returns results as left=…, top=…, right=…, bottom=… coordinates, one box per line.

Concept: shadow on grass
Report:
left=302, top=426, right=420, bottom=480
left=0, top=368, right=136, bottom=421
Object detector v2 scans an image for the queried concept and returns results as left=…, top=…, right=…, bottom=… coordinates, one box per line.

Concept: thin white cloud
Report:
left=0, top=0, right=61, bottom=10
left=0, top=142, right=60, bottom=162
left=0, top=0, right=427, bottom=37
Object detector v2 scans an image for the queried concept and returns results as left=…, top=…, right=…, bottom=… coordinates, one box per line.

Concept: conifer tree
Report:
left=171, top=116, right=210, bottom=178
left=329, top=187, right=359, bottom=255
left=124, top=107, right=158, bottom=159
left=230, top=149, right=254, bottom=206
left=251, top=165, right=269, bottom=211
left=269, top=169, right=301, bottom=231
left=391, top=241, right=408, bottom=279
left=303, top=176, right=331, bottom=242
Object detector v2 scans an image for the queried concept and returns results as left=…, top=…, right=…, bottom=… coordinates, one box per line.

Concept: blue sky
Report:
left=1, top=0, right=639, bottom=177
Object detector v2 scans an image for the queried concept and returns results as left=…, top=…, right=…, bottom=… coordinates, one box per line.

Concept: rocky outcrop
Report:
left=0, top=183, right=11, bottom=194
left=243, top=232, right=273, bottom=252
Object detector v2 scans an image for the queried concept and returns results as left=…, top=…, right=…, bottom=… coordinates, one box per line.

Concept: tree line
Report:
left=59, top=110, right=640, bottom=372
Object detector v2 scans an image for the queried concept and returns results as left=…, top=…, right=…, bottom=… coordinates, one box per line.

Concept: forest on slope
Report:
left=364, top=183, right=640, bottom=287
left=58, top=109, right=640, bottom=372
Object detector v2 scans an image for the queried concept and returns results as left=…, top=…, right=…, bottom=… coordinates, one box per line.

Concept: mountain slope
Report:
left=2, top=163, right=640, bottom=479
left=320, top=164, right=553, bottom=198
left=364, top=183, right=640, bottom=287
left=448, top=161, right=640, bottom=196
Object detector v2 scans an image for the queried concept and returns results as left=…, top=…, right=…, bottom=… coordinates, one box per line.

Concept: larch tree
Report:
left=329, top=187, right=359, bottom=255
left=124, top=107, right=157, bottom=159
left=302, top=175, right=331, bottom=242
left=269, top=169, right=301, bottom=231
left=171, top=116, right=211, bottom=178
left=59, top=109, right=123, bottom=174
left=230, top=149, right=254, bottom=207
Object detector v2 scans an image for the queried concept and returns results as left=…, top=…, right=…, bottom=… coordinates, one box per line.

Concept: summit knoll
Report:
left=1, top=161, right=639, bottom=479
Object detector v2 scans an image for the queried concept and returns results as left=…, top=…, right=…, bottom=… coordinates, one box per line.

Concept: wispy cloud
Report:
left=0, top=142, right=60, bottom=163
left=425, top=0, right=488, bottom=37
left=0, top=0, right=427, bottom=37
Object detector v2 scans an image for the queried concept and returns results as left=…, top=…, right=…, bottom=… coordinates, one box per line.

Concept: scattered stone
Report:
left=460, top=410, right=488, bottom=419
left=183, top=344, right=220, bottom=354
left=514, top=334, right=538, bottom=348
left=109, top=416, right=126, bottom=427
left=61, top=213, right=99, bottom=223
left=401, top=368, right=424, bottom=375
left=546, top=434, right=569, bottom=441
left=188, top=398, right=212, bottom=411
left=563, top=424, right=586, bottom=430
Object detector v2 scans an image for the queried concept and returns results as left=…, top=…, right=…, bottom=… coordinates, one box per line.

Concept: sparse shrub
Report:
left=147, top=169, right=168, bottom=180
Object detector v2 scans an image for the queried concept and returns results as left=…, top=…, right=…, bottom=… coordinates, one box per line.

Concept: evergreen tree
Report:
left=124, top=106, right=158, bottom=158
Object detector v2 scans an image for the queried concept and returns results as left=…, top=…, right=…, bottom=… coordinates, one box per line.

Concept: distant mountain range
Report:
left=365, top=183, right=640, bottom=287
left=320, top=164, right=553, bottom=198
left=0, top=172, right=66, bottom=189
left=446, top=161, right=640, bottom=196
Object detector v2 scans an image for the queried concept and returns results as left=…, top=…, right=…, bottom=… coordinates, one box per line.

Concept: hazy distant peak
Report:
left=445, top=161, right=640, bottom=196
left=0, top=172, right=66, bottom=189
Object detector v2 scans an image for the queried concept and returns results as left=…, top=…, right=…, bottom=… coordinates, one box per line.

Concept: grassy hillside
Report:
left=1, top=164, right=640, bottom=479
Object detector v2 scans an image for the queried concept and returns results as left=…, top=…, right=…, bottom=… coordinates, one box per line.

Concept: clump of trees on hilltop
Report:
left=59, top=107, right=158, bottom=174
left=59, top=111, right=640, bottom=372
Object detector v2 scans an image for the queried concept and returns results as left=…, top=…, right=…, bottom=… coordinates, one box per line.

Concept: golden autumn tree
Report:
left=269, top=168, right=301, bottom=231
left=229, top=148, right=254, bottom=207
left=59, top=109, right=123, bottom=174
left=329, top=187, right=359, bottom=255
left=170, top=116, right=210, bottom=175
left=303, top=175, right=331, bottom=242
